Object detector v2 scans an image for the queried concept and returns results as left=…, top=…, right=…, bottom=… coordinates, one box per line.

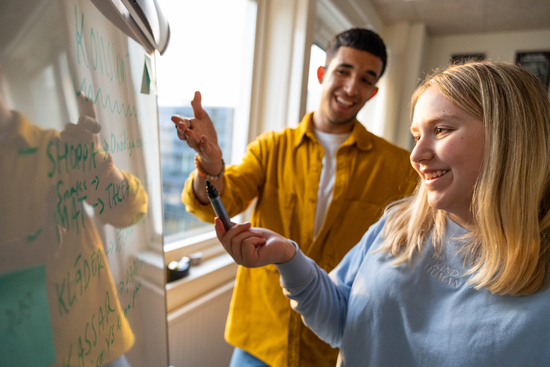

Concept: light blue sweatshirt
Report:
left=276, top=216, right=550, bottom=367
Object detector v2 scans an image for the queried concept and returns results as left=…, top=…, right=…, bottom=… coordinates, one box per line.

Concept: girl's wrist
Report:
left=279, top=240, right=297, bottom=264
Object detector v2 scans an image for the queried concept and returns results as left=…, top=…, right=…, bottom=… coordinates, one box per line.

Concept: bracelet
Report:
left=194, top=154, right=225, bottom=181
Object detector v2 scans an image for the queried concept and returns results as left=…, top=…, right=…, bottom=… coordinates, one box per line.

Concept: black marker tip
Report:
left=205, top=179, right=218, bottom=198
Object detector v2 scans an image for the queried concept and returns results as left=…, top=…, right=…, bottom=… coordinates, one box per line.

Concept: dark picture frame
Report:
left=516, top=50, right=550, bottom=91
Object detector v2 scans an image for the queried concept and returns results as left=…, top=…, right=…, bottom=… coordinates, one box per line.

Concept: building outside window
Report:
left=156, top=0, right=256, bottom=241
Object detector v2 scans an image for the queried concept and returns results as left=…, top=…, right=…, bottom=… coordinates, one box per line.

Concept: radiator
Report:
left=167, top=281, right=235, bottom=367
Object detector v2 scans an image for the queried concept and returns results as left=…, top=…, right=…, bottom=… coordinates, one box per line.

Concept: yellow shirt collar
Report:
left=293, top=111, right=373, bottom=151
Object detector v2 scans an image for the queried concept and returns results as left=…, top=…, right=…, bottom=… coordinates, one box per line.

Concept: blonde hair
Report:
left=379, top=61, right=550, bottom=296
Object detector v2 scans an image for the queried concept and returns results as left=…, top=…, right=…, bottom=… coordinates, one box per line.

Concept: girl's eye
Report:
left=435, top=127, right=447, bottom=134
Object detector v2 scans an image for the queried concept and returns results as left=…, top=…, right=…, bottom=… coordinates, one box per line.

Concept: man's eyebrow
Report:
left=337, top=63, right=378, bottom=79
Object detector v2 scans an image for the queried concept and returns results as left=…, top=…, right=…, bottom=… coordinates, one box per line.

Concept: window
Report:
left=306, top=44, right=327, bottom=114
left=156, top=0, right=257, bottom=243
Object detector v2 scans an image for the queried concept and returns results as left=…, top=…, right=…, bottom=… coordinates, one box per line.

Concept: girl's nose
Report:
left=410, top=137, right=433, bottom=164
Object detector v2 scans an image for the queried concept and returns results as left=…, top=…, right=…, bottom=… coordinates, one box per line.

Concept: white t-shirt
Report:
left=312, top=128, right=350, bottom=238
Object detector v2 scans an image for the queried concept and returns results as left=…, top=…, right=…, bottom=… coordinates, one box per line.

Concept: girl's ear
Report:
left=317, top=66, right=325, bottom=84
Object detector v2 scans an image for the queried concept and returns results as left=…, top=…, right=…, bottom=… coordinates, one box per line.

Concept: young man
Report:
left=173, top=28, right=417, bottom=367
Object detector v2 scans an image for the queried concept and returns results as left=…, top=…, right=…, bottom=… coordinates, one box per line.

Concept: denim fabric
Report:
left=104, top=355, right=131, bottom=367
left=229, top=347, right=270, bottom=367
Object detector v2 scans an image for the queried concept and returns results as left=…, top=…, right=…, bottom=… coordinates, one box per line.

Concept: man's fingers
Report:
left=173, top=116, right=199, bottom=148
left=174, top=120, right=200, bottom=148
left=191, top=91, right=204, bottom=119
left=184, top=129, right=201, bottom=149
left=172, top=115, right=193, bottom=131
left=171, top=115, right=183, bottom=124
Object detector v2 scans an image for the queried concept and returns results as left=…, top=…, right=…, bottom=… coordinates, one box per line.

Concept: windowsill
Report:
left=138, top=234, right=238, bottom=313
left=164, top=231, right=226, bottom=263
left=165, top=252, right=237, bottom=313
left=163, top=230, right=242, bottom=313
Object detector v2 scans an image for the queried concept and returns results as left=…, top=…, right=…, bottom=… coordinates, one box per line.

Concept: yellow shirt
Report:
left=0, top=113, right=148, bottom=366
left=183, top=113, right=417, bottom=367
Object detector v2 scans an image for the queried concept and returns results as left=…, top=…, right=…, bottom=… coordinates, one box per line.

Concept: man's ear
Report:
left=368, top=87, right=379, bottom=99
left=317, top=66, right=325, bottom=84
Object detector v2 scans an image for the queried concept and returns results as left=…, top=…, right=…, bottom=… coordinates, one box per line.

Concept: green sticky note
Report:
left=141, top=57, right=151, bottom=95
left=141, top=54, right=156, bottom=95
left=0, top=265, right=56, bottom=366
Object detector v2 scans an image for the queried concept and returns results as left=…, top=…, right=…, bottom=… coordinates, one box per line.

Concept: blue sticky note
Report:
left=0, top=265, right=56, bottom=366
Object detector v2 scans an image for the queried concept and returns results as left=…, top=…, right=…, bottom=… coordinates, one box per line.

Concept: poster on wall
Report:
left=516, top=51, right=550, bottom=91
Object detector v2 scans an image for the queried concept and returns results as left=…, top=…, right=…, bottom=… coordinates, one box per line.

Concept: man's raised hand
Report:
left=172, top=91, right=222, bottom=164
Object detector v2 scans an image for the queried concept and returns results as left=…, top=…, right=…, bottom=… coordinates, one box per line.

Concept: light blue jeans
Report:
left=104, top=355, right=131, bottom=367
left=229, top=347, right=270, bottom=367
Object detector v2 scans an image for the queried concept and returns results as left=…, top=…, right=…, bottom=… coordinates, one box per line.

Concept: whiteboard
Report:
left=0, top=0, right=168, bottom=366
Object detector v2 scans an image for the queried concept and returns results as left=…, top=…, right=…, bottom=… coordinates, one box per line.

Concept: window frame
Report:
left=160, top=0, right=259, bottom=254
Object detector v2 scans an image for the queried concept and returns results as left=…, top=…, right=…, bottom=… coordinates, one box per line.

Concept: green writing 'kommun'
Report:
left=75, top=6, right=129, bottom=88
left=74, top=6, right=143, bottom=118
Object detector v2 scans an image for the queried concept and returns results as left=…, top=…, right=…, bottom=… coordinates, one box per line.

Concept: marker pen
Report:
left=205, top=179, right=233, bottom=231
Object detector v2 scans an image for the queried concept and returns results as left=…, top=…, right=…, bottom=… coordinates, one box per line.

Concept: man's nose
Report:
left=343, top=78, right=359, bottom=96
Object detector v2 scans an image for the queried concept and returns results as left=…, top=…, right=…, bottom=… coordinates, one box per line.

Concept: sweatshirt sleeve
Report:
left=276, top=217, right=387, bottom=348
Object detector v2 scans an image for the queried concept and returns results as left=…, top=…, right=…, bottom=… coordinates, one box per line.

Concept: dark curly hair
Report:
left=325, top=28, right=387, bottom=79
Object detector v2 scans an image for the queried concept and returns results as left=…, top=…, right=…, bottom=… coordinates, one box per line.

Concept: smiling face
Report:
left=313, top=46, right=383, bottom=133
left=410, top=87, right=485, bottom=229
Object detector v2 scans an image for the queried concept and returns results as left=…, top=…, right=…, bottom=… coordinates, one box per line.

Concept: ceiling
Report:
left=369, top=0, right=550, bottom=36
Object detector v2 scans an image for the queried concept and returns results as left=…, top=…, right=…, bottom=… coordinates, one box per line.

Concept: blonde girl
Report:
left=216, top=61, right=550, bottom=367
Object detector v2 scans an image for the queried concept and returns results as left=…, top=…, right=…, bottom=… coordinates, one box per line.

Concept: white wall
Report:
left=425, top=29, right=550, bottom=72
left=248, top=0, right=317, bottom=136
left=371, top=22, right=427, bottom=150
left=382, top=27, right=550, bottom=151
